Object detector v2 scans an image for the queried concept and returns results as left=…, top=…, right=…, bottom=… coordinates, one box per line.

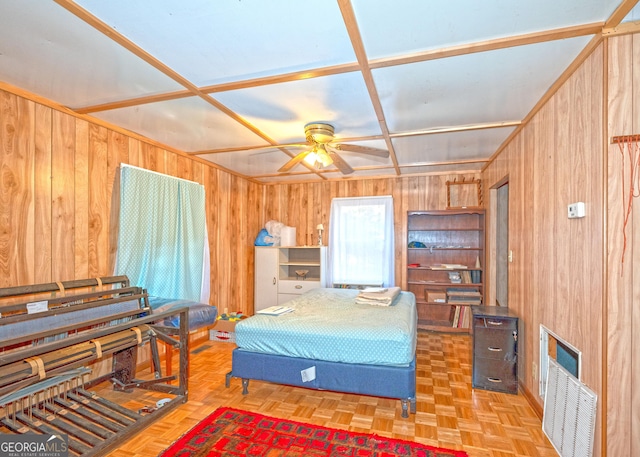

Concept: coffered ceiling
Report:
left=1, top=1, right=638, bottom=182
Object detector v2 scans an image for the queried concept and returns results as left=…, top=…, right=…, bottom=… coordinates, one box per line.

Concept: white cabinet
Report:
left=254, top=247, right=279, bottom=312
left=254, top=246, right=327, bottom=312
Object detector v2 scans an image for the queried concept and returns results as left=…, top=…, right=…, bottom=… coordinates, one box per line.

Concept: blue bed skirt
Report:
left=226, top=348, right=417, bottom=417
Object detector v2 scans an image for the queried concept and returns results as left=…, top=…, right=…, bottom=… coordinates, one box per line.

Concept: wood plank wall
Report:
left=483, top=32, right=640, bottom=457
left=606, top=33, right=640, bottom=457
left=0, top=84, right=478, bottom=314
left=4, top=33, right=638, bottom=457
left=260, top=175, right=480, bottom=290
left=0, top=81, right=480, bottom=387
left=0, top=86, right=265, bottom=317
left=482, top=43, right=606, bottom=455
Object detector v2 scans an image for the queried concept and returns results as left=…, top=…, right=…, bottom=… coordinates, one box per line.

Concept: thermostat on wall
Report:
left=567, top=202, right=585, bottom=219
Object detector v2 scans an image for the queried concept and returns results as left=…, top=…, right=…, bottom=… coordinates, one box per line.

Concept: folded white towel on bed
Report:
left=355, top=286, right=401, bottom=306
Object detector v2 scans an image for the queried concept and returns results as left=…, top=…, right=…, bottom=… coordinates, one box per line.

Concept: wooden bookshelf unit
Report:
left=407, top=210, right=485, bottom=333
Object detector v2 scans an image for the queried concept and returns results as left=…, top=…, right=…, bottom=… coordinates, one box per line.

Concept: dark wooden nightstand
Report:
left=471, top=306, right=518, bottom=394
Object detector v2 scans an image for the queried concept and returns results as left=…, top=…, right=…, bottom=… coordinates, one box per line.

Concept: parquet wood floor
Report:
left=100, top=332, right=558, bottom=457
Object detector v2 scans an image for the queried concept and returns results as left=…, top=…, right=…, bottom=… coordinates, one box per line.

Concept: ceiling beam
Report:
left=74, top=63, right=362, bottom=114
left=70, top=19, right=610, bottom=117
left=483, top=32, right=605, bottom=169
left=200, top=63, right=361, bottom=94
left=602, top=20, right=640, bottom=36
left=74, top=89, right=193, bottom=114
left=483, top=1, right=639, bottom=171
left=389, top=121, right=521, bottom=139
left=369, top=23, right=604, bottom=69
left=53, top=0, right=328, bottom=180
left=337, top=0, right=401, bottom=176
left=604, top=0, right=639, bottom=28
left=190, top=121, right=520, bottom=156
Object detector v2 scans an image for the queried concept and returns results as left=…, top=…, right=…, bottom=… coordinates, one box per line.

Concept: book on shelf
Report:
left=256, top=305, right=294, bottom=316
left=431, top=264, right=468, bottom=270
left=446, top=287, right=481, bottom=296
left=446, top=287, right=482, bottom=305
left=452, top=305, right=461, bottom=327
left=451, top=305, right=471, bottom=328
left=460, top=270, right=472, bottom=283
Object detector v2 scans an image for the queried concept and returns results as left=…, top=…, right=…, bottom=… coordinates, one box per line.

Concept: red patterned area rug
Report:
left=159, top=407, right=468, bottom=457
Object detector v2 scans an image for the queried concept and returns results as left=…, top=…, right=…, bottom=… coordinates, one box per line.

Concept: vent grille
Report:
left=543, top=357, right=597, bottom=457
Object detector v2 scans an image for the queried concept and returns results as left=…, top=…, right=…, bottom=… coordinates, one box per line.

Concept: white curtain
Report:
left=115, top=164, right=210, bottom=302
left=328, top=196, right=395, bottom=287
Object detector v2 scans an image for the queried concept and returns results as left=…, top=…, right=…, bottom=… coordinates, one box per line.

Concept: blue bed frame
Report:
left=225, top=349, right=417, bottom=417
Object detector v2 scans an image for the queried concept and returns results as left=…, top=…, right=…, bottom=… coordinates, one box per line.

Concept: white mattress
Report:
left=235, top=288, right=417, bottom=366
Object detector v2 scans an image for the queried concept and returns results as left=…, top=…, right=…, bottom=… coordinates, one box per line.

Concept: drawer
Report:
left=278, top=280, right=320, bottom=295
left=472, top=357, right=518, bottom=394
left=473, top=316, right=517, bottom=330
left=474, top=329, right=517, bottom=360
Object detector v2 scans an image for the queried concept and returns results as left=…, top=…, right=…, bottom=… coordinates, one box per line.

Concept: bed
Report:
left=225, top=287, right=417, bottom=417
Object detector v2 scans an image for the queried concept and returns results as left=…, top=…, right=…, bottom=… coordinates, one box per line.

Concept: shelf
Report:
left=279, top=261, right=321, bottom=266
left=418, top=320, right=470, bottom=333
left=417, top=299, right=481, bottom=306
left=407, top=209, right=485, bottom=335
left=280, top=276, right=321, bottom=282
left=408, top=228, right=484, bottom=232
left=407, top=247, right=482, bottom=251
left=408, top=281, right=483, bottom=286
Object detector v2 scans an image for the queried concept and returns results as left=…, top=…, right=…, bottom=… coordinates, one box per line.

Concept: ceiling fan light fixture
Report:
left=303, top=150, right=318, bottom=166
left=303, top=145, right=333, bottom=169
left=279, top=121, right=387, bottom=174
left=304, top=122, right=335, bottom=144
left=317, top=146, right=333, bottom=167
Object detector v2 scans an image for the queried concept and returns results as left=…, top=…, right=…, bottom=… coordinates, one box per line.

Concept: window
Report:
left=328, top=196, right=395, bottom=287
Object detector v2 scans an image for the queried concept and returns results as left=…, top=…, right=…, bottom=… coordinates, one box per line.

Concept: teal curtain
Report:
left=116, top=165, right=208, bottom=302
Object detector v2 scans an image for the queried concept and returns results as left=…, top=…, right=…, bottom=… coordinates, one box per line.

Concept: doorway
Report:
left=495, top=182, right=509, bottom=307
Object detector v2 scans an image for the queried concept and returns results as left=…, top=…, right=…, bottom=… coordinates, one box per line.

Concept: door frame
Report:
left=486, top=176, right=509, bottom=307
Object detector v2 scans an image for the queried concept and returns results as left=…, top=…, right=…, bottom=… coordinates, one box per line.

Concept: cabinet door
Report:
left=254, top=247, right=278, bottom=312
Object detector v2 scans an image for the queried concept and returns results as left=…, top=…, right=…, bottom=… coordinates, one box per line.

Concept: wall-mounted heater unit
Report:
left=543, top=357, right=597, bottom=457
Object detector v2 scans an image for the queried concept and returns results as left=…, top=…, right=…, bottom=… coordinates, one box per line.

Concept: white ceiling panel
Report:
left=0, top=0, right=183, bottom=108
left=392, top=127, right=517, bottom=165
left=0, top=1, right=634, bottom=183
left=399, top=163, right=485, bottom=175
left=214, top=73, right=382, bottom=143
left=198, top=150, right=289, bottom=176
left=76, top=0, right=356, bottom=86
left=341, top=168, right=401, bottom=178
left=374, top=37, right=590, bottom=133
left=92, top=96, right=269, bottom=152
left=353, top=0, right=621, bottom=59
left=625, top=3, right=640, bottom=20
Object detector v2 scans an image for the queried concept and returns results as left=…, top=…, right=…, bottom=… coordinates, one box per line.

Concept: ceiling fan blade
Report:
left=334, top=143, right=389, bottom=158
left=278, top=149, right=313, bottom=173
left=325, top=147, right=354, bottom=174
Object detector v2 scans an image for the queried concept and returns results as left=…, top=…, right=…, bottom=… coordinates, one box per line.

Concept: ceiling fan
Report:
left=277, top=122, right=389, bottom=175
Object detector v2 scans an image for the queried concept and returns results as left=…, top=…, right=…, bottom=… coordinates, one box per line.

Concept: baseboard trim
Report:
left=519, top=379, right=543, bottom=419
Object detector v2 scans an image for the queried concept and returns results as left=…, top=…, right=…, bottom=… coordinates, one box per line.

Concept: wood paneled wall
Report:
left=260, top=175, right=480, bottom=290
left=483, top=32, right=640, bottom=457
left=483, top=43, right=605, bottom=454
left=606, top=32, right=640, bottom=457
left=0, top=87, right=264, bottom=317
left=0, top=84, right=476, bottom=315
left=5, top=31, right=638, bottom=456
